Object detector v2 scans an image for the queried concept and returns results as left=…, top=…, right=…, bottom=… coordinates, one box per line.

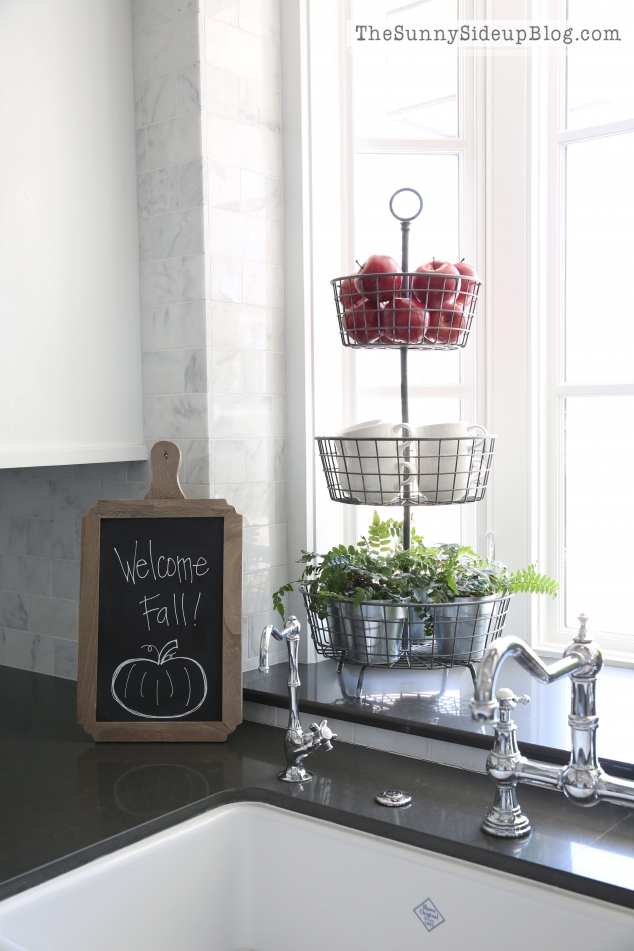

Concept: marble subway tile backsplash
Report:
left=245, top=437, right=285, bottom=483
left=4, top=555, right=51, bottom=597
left=146, top=112, right=203, bottom=170
left=153, top=393, right=210, bottom=438
left=25, top=519, right=75, bottom=560
left=206, top=115, right=270, bottom=175
left=209, top=256, right=242, bottom=303
left=134, top=72, right=177, bottom=129
left=177, top=64, right=202, bottom=115
left=0, top=590, right=28, bottom=632
left=4, top=631, right=52, bottom=676
left=240, top=169, right=282, bottom=220
left=137, top=165, right=180, bottom=217
left=206, top=65, right=240, bottom=119
left=0, top=518, right=26, bottom=554
left=239, top=77, right=280, bottom=133
left=238, top=0, right=280, bottom=45
left=143, top=14, right=200, bottom=78
left=204, top=17, right=265, bottom=81
left=139, top=258, right=183, bottom=306
left=142, top=301, right=208, bottom=351
left=179, top=159, right=204, bottom=207
left=0, top=479, right=49, bottom=518
left=150, top=206, right=205, bottom=259
left=181, top=253, right=207, bottom=300
left=132, top=0, right=175, bottom=36
left=52, top=560, right=80, bottom=601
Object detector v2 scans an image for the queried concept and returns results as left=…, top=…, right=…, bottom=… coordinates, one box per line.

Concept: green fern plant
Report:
left=272, top=513, right=558, bottom=619
left=506, top=565, right=559, bottom=597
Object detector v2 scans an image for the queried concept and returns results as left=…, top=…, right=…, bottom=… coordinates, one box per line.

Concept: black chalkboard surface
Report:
left=78, top=443, right=242, bottom=742
left=96, top=517, right=224, bottom=724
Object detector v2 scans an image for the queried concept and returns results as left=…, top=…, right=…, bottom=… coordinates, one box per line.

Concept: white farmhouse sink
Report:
left=0, top=802, right=632, bottom=951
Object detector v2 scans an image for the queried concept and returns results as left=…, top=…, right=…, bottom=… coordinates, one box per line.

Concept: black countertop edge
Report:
left=243, top=686, right=634, bottom=781
left=3, top=784, right=633, bottom=914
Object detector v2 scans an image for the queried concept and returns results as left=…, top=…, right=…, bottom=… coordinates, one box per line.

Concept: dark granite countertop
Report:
left=244, top=658, right=634, bottom=776
left=1, top=665, right=634, bottom=911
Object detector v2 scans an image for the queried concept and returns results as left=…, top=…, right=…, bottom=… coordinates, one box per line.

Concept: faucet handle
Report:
left=309, top=719, right=335, bottom=740
left=495, top=688, right=530, bottom=708
left=309, top=720, right=337, bottom=750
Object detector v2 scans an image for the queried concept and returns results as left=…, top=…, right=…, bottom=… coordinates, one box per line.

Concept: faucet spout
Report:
left=259, top=617, right=301, bottom=673
left=470, top=635, right=587, bottom=722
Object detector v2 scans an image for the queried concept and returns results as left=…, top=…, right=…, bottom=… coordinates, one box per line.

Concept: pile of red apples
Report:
left=340, top=254, right=478, bottom=346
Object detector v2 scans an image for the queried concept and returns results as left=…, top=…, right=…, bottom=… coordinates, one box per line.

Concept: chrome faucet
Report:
left=260, top=616, right=336, bottom=783
left=471, top=614, right=634, bottom=838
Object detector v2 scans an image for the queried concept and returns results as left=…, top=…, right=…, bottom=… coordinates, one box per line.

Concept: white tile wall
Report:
left=0, top=0, right=286, bottom=680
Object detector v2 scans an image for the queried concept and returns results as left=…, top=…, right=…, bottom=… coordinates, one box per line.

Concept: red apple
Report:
left=345, top=299, right=381, bottom=344
left=338, top=275, right=363, bottom=310
left=426, top=291, right=458, bottom=314
left=354, top=255, right=401, bottom=303
left=380, top=298, right=425, bottom=344
left=412, top=260, right=460, bottom=310
left=425, top=303, right=467, bottom=345
left=454, top=260, right=478, bottom=308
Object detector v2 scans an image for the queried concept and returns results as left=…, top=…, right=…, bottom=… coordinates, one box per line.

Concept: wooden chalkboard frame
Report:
left=77, top=498, right=242, bottom=742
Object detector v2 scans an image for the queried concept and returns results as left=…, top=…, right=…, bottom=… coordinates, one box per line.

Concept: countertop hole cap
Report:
left=375, top=790, right=412, bottom=808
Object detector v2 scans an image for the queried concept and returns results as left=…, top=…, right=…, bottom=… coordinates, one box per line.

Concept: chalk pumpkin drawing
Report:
left=111, top=640, right=208, bottom=719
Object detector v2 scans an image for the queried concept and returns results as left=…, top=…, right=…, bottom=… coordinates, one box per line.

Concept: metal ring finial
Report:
left=389, top=187, right=423, bottom=222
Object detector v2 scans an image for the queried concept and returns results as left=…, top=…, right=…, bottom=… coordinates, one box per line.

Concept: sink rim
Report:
left=1, top=785, right=634, bottom=916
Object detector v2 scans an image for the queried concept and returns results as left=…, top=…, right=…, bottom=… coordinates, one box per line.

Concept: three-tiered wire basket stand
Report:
left=302, top=188, right=510, bottom=696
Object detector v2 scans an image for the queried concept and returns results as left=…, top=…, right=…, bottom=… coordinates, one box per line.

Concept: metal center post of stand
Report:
left=400, top=219, right=411, bottom=552
left=389, top=187, right=423, bottom=554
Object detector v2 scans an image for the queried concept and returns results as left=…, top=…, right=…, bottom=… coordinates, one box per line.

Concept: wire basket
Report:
left=302, top=587, right=510, bottom=670
left=316, top=434, right=495, bottom=506
left=332, top=271, right=481, bottom=350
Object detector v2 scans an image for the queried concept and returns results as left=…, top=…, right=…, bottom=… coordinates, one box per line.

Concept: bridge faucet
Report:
left=260, top=616, right=336, bottom=783
left=471, top=615, right=634, bottom=838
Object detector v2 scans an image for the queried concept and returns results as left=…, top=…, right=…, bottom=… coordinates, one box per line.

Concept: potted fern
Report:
left=274, top=513, right=557, bottom=668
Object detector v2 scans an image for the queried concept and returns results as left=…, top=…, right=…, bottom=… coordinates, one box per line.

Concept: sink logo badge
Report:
left=413, top=898, right=445, bottom=932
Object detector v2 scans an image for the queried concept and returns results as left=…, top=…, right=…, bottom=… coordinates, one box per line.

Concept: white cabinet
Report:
left=0, top=0, right=146, bottom=468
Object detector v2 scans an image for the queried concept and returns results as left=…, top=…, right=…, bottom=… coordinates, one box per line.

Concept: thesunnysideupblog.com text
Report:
left=353, top=23, right=624, bottom=46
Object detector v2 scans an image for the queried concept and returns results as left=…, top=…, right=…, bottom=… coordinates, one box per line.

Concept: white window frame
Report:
left=536, top=3, right=634, bottom=663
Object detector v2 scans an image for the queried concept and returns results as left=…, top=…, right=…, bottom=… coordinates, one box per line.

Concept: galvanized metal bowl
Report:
left=301, top=586, right=511, bottom=671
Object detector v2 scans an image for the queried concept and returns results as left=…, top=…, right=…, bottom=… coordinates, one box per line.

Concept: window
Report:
left=283, top=0, right=634, bottom=663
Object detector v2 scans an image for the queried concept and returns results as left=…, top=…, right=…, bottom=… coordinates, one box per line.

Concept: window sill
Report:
left=243, top=659, right=634, bottom=779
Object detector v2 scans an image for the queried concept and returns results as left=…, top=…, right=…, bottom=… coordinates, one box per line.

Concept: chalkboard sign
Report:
left=77, top=443, right=242, bottom=742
